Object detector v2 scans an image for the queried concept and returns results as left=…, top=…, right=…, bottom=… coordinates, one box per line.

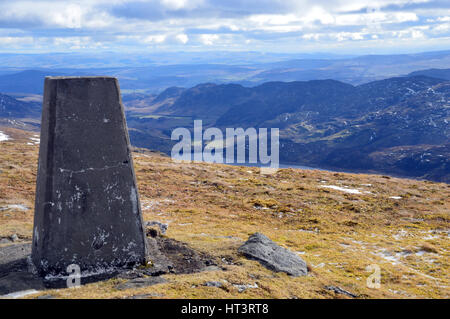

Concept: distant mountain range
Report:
left=408, top=68, right=450, bottom=80
left=0, top=66, right=448, bottom=182
left=124, top=75, right=449, bottom=182
left=0, top=50, right=449, bottom=94
left=0, top=92, right=40, bottom=118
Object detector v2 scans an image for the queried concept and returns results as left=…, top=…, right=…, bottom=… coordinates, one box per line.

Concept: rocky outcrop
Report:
left=238, top=233, right=308, bottom=277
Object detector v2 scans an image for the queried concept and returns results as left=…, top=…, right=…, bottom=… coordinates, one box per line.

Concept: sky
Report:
left=0, top=0, right=449, bottom=54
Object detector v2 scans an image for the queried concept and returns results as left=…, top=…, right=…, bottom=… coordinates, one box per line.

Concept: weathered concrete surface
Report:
left=31, top=76, right=148, bottom=277
left=238, top=233, right=308, bottom=277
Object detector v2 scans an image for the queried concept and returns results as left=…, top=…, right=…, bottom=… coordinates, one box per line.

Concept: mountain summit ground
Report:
left=0, top=127, right=448, bottom=298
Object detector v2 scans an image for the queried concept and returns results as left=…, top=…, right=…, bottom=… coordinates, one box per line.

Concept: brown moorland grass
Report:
left=0, top=127, right=448, bottom=299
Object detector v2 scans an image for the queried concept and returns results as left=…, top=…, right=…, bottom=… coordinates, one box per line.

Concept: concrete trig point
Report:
left=31, top=76, right=148, bottom=277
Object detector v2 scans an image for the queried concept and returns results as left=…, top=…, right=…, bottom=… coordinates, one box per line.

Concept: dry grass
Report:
left=0, top=127, right=449, bottom=299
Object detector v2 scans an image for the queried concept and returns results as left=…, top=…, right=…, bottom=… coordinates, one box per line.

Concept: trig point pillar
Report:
left=31, top=76, right=148, bottom=277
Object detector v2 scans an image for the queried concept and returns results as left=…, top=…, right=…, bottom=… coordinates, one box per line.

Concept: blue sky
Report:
left=0, top=0, right=449, bottom=54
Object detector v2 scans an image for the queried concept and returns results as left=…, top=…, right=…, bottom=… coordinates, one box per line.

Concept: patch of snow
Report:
left=233, top=283, right=258, bottom=293
left=372, top=248, right=422, bottom=265
left=393, top=229, right=409, bottom=240
left=0, top=204, right=30, bottom=211
left=373, top=249, right=401, bottom=265
left=2, top=289, right=39, bottom=299
left=290, top=228, right=320, bottom=234
left=390, top=196, right=402, bottom=199
left=415, top=250, right=426, bottom=256
left=320, top=185, right=362, bottom=194
left=420, top=229, right=448, bottom=239
left=0, top=131, right=10, bottom=142
left=29, top=137, right=40, bottom=144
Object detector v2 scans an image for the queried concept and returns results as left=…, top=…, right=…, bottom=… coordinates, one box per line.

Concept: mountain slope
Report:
left=0, top=93, right=41, bottom=118
left=126, top=76, right=450, bottom=182
left=1, top=50, right=450, bottom=94
left=0, top=130, right=449, bottom=298
left=408, top=68, right=450, bottom=81
left=0, top=70, right=63, bottom=94
left=1, top=74, right=448, bottom=182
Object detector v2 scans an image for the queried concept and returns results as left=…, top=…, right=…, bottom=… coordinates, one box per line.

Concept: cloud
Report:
left=143, top=34, right=167, bottom=43
left=199, top=33, right=218, bottom=45
left=0, top=0, right=448, bottom=53
left=0, top=36, right=34, bottom=45
left=175, top=33, right=189, bottom=44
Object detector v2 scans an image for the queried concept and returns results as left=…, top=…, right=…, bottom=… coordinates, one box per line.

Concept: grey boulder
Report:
left=238, top=233, right=308, bottom=277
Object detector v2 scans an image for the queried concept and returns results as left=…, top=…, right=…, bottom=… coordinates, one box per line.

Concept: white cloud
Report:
left=175, top=33, right=189, bottom=44
left=161, top=0, right=204, bottom=10
left=199, top=34, right=219, bottom=45
left=0, top=0, right=448, bottom=52
left=303, top=7, right=335, bottom=25
left=53, top=36, right=92, bottom=49
left=51, top=4, right=83, bottom=28
left=433, top=23, right=450, bottom=32
left=143, top=34, right=167, bottom=44
left=334, top=32, right=365, bottom=41
left=302, top=33, right=323, bottom=40
left=437, top=16, right=450, bottom=22
left=0, top=36, right=33, bottom=45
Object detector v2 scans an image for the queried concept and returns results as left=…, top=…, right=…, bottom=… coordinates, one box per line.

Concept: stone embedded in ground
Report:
left=324, top=285, right=358, bottom=298
left=204, top=281, right=223, bottom=288
left=145, top=221, right=168, bottom=235
left=234, top=283, right=258, bottom=293
left=238, top=232, right=308, bottom=277
left=115, top=276, right=167, bottom=290
left=124, top=293, right=165, bottom=299
left=31, top=76, right=148, bottom=277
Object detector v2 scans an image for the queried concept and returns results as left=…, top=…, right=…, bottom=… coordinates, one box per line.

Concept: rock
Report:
left=124, top=293, right=164, bottom=299
left=10, top=234, right=18, bottom=242
left=0, top=238, right=12, bottom=244
left=145, top=221, right=168, bottom=235
left=36, top=294, right=55, bottom=299
left=238, top=232, right=308, bottom=277
left=233, top=283, right=258, bottom=293
left=204, top=281, right=223, bottom=288
left=115, top=276, right=167, bottom=290
left=201, top=265, right=222, bottom=272
left=0, top=243, right=31, bottom=266
left=31, top=76, right=148, bottom=277
left=325, top=285, right=358, bottom=298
